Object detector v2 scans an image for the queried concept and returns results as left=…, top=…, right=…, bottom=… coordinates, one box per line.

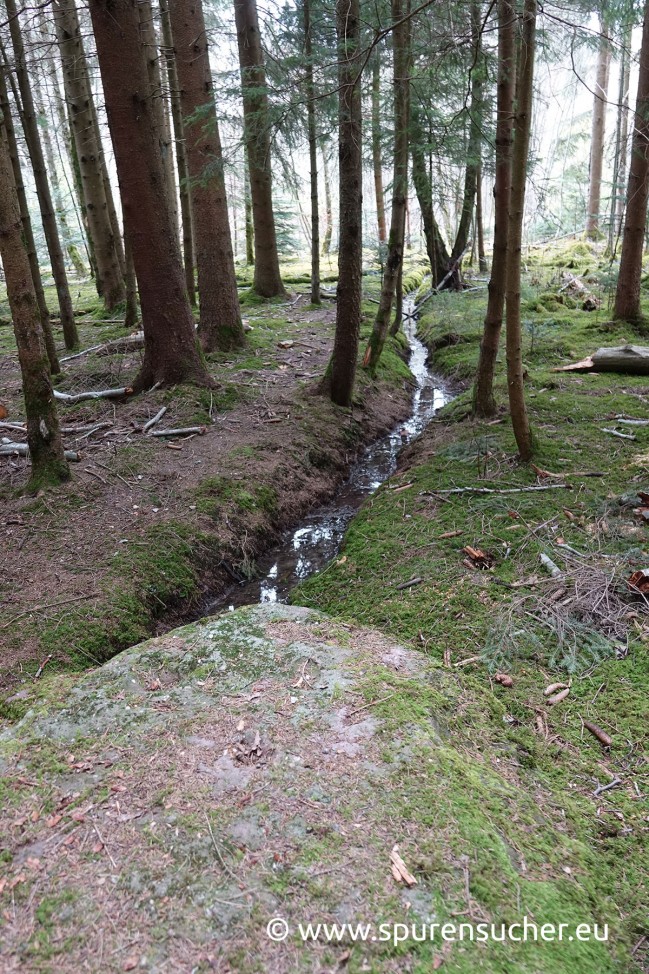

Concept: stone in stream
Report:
left=0, top=604, right=441, bottom=972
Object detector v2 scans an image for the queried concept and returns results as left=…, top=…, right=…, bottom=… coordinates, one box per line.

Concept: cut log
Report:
left=0, top=442, right=79, bottom=461
left=54, top=387, right=133, bottom=404
left=555, top=345, right=649, bottom=375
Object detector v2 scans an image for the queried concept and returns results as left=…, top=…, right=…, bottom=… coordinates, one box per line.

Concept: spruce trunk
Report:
left=614, top=0, right=649, bottom=324
left=505, top=0, right=536, bottom=461
left=88, top=0, right=213, bottom=390
left=168, top=0, right=244, bottom=351
left=303, top=0, right=321, bottom=304
left=234, top=0, right=286, bottom=298
left=0, top=114, right=69, bottom=490
left=585, top=22, right=611, bottom=240
left=4, top=0, right=79, bottom=349
left=472, top=0, right=516, bottom=417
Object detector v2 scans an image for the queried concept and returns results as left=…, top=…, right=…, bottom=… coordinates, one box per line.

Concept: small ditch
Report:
left=204, top=300, right=453, bottom=612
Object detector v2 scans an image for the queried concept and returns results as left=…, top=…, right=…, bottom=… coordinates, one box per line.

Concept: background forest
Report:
left=1, top=0, right=649, bottom=972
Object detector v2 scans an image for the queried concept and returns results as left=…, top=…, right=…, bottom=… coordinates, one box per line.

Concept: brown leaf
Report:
left=123, top=957, right=138, bottom=972
left=46, top=814, right=62, bottom=829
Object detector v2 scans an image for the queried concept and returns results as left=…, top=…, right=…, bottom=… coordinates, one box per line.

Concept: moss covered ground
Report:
left=292, top=240, right=649, bottom=972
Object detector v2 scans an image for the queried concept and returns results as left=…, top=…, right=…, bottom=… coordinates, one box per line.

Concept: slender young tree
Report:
left=0, top=66, right=60, bottom=374
left=0, top=110, right=69, bottom=491
left=614, top=0, right=649, bottom=324
left=371, top=56, right=387, bottom=246
left=609, top=23, right=632, bottom=252
left=321, top=139, right=333, bottom=255
left=159, top=0, right=196, bottom=304
left=450, top=2, right=484, bottom=263
left=322, top=0, right=362, bottom=406
left=505, top=0, right=536, bottom=461
left=302, top=0, right=321, bottom=304
left=4, top=0, right=78, bottom=349
left=168, top=0, right=244, bottom=351
left=234, top=0, right=286, bottom=297
left=53, top=0, right=125, bottom=311
left=473, top=0, right=516, bottom=417
left=364, top=0, right=410, bottom=369
left=88, top=0, right=213, bottom=390
left=585, top=19, right=611, bottom=240
left=476, top=160, right=487, bottom=272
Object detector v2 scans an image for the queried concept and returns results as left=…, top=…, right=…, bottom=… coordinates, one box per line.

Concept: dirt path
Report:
left=1, top=300, right=413, bottom=694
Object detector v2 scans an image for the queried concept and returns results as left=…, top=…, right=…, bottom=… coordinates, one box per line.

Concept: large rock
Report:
left=0, top=604, right=435, bottom=973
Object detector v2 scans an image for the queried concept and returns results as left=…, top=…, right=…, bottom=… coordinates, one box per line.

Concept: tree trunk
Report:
left=168, top=0, right=244, bottom=352
left=614, top=0, right=649, bottom=324
left=303, top=0, right=321, bottom=304
left=505, top=0, right=536, bottom=461
left=244, top=161, right=255, bottom=265
left=54, top=0, right=125, bottom=310
left=234, top=0, right=286, bottom=297
left=88, top=0, right=213, bottom=390
left=321, top=140, right=333, bottom=255
left=138, top=0, right=178, bottom=243
left=322, top=0, right=362, bottom=406
left=364, top=0, right=410, bottom=369
left=609, top=24, right=632, bottom=254
left=473, top=0, right=516, bottom=418
left=123, top=227, right=139, bottom=331
left=389, top=232, right=405, bottom=336
left=32, top=64, right=85, bottom=278
left=0, top=66, right=60, bottom=375
left=371, top=56, right=387, bottom=247
left=4, top=0, right=79, bottom=349
left=411, top=110, right=450, bottom=284
left=585, top=21, right=611, bottom=240
left=450, top=2, right=483, bottom=263
left=159, top=0, right=196, bottom=304
left=476, top=160, right=487, bottom=272
left=0, top=113, right=69, bottom=491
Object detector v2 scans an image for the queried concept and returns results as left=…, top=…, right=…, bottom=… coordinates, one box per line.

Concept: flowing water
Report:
left=205, top=303, right=452, bottom=612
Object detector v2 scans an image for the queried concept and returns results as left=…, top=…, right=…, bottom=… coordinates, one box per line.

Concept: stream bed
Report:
left=205, top=306, right=452, bottom=612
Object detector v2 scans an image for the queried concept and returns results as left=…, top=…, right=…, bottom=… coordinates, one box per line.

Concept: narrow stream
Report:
left=205, top=301, right=452, bottom=612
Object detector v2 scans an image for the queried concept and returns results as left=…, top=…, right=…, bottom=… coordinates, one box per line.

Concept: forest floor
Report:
left=0, top=258, right=415, bottom=698
left=1, top=241, right=648, bottom=973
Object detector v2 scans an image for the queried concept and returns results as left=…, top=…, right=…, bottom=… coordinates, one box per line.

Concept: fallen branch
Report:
left=54, top=387, right=132, bottom=404
left=601, top=428, right=636, bottom=441
left=0, top=442, right=79, bottom=461
left=593, top=777, right=622, bottom=797
left=142, top=406, right=167, bottom=434
left=151, top=426, right=206, bottom=438
left=422, top=483, right=571, bottom=497
left=396, top=576, right=423, bottom=590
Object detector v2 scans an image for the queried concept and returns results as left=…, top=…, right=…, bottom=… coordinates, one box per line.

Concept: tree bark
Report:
left=303, top=0, right=320, bottom=304
left=0, top=66, right=60, bottom=374
left=53, top=0, right=125, bottom=310
left=411, top=109, right=450, bottom=284
left=168, top=0, right=244, bottom=351
left=138, top=0, right=178, bottom=242
left=364, top=0, right=410, bottom=369
left=234, top=0, right=286, bottom=297
left=614, top=0, right=649, bottom=324
left=371, top=56, right=387, bottom=247
left=88, top=0, right=213, bottom=390
left=159, top=0, right=196, bottom=304
left=322, top=0, right=362, bottom=406
left=585, top=20, right=611, bottom=240
left=609, top=24, right=632, bottom=253
left=473, top=0, right=516, bottom=417
left=0, top=112, right=69, bottom=490
left=450, top=2, right=483, bottom=263
left=505, top=0, right=536, bottom=461
left=321, top=139, right=333, bottom=255
left=476, top=160, right=487, bottom=272
left=4, top=0, right=79, bottom=349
